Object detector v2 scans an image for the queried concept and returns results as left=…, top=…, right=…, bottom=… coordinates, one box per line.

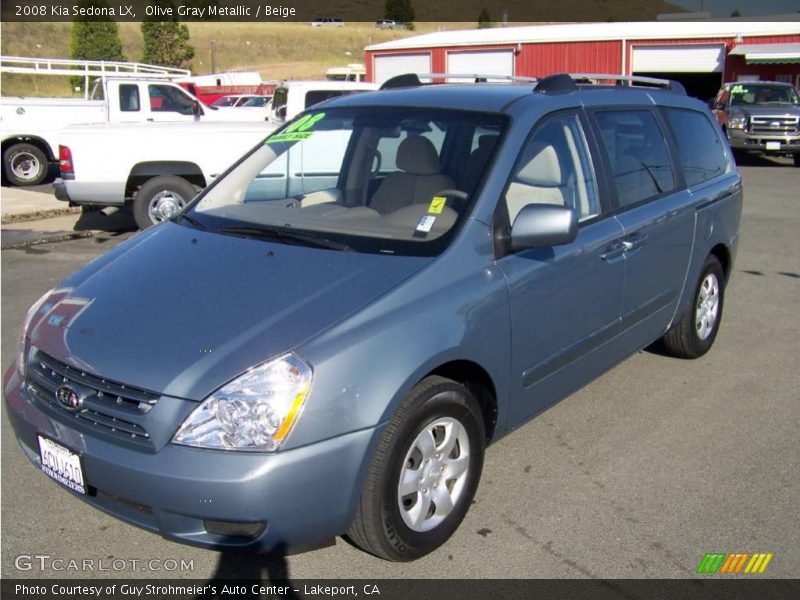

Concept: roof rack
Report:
left=535, top=73, right=686, bottom=95
left=379, top=72, right=538, bottom=90
left=379, top=71, right=686, bottom=96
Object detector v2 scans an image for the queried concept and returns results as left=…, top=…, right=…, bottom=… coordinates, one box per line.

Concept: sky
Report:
left=673, top=0, right=800, bottom=17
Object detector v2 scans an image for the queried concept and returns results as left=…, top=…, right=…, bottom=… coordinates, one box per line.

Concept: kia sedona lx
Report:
left=5, top=73, right=742, bottom=561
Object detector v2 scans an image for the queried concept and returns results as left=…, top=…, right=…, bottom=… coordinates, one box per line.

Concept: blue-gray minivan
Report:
left=4, top=74, right=742, bottom=561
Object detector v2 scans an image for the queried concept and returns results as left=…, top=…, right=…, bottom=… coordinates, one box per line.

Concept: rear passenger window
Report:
left=504, top=114, right=599, bottom=223
left=119, top=84, right=140, bottom=112
left=594, top=110, right=675, bottom=208
left=664, top=109, right=730, bottom=187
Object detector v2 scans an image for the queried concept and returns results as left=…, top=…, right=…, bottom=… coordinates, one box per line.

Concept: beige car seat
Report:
left=505, top=143, right=566, bottom=223
left=370, top=136, right=454, bottom=214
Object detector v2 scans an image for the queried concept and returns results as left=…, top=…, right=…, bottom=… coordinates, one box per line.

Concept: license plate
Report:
left=37, top=435, right=86, bottom=495
left=766, top=141, right=781, bottom=150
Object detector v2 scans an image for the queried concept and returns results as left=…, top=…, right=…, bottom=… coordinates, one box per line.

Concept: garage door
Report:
left=632, top=45, right=725, bottom=73
left=373, top=53, right=432, bottom=85
left=446, top=50, right=515, bottom=81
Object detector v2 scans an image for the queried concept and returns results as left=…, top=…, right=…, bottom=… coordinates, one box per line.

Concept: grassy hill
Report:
left=1, top=1, right=683, bottom=97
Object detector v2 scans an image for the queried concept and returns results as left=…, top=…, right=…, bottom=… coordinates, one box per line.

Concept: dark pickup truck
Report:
left=711, top=81, right=800, bottom=166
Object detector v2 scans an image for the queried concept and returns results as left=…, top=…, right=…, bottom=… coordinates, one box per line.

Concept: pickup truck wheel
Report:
left=661, top=255, right=725, bottom=359
left=347, top=376, right=485, bottom=561
left=3, top=143, right=48, bottom=186
left=133, top=176, right=196, bottom=229
left=793, top=153, right=800, bottom=167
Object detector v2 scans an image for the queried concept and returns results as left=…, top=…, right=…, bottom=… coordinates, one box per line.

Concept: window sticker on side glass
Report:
left=266, top=113, right=326, bottom=144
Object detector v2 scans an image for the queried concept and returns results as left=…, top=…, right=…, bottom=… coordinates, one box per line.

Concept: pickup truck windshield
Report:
left=189, top=107, right=507, bottom=256
left=730, top=83, right=800, bottom=106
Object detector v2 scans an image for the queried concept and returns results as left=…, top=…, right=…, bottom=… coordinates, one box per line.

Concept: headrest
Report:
left=397, top=136, right=441, bottom=175
left=516, top=143, right=562, bottom=186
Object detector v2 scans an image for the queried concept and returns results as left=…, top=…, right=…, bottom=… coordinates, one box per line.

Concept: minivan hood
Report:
left=29, top=223, right=428, bottom=400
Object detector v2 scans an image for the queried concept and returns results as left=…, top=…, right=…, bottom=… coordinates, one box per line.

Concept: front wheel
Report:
left=133, top=175, right=197, bottom=230
left=661, top=255, right=725, bottom=359
left=793, top=153, right=800, bottom=167
left=347, top=376, right=485, bottom=561
left=3, top=143, right=48, bottom=186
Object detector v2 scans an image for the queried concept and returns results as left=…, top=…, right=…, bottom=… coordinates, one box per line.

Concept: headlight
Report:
left=17, top=289, right=53, bottom=376
left=728, top=114, right=747, bottom=130
left=173, top=353, right=312, bottom=451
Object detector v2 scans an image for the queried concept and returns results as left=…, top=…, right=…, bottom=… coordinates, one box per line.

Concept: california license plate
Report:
left=37, top=435, right=86, bottom=495
left=766, top=141, right=781, bottom=150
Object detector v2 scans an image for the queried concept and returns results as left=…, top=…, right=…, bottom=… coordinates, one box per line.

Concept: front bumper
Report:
left=727, top=130, right=800, bottom=153
left=4, top=366, right=378, bottom=552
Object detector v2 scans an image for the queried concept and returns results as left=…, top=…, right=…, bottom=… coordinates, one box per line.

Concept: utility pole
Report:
left=210, top=41, right=216, bottom=74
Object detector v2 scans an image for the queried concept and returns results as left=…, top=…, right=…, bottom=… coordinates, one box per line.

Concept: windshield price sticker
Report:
left=267, top=113, right=326, bottom=144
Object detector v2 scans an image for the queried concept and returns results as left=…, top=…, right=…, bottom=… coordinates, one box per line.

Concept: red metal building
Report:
left=365, top=22, right=800, bottom=100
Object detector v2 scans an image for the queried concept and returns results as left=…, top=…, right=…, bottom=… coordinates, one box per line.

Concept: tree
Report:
left=69, top=0, right=125, bottom=92
left=478, top=8, right=493, bottom=28
left=730, top=8, right=742, bottom=17
left=141, top=0, right=195, bottom=70
left=385, top=0, right=415, bottom=30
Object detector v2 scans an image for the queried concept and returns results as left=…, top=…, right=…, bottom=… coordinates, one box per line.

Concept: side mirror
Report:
left=510, top=204, right=578, bottom=251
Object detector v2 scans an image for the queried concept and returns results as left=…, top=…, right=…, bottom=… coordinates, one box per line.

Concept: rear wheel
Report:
left=133, top=175, right=197, bottom=229
left=347, top=376, right=485, bottom=561
left=3, top=143, right=48, bottom=186
left=793, top=153, right=800, bottom=167
left=662, top=255, right=725, bottom=359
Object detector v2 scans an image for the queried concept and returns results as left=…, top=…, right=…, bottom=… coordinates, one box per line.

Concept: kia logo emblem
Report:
left=55, top=385, right=83, bottom=412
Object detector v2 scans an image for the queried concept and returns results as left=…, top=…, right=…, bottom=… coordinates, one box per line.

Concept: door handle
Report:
left=622, top=232, right=646, bottom=252
left=600, top=241, right=625, bottom=262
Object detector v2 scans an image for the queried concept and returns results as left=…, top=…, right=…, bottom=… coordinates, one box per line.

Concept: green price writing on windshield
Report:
left=267, top=113, right=326, bottom=144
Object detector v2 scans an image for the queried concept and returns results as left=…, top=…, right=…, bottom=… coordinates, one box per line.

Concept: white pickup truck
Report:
left=55, top=121, right=273, bottom=229
left=2, top=77, right=264, bottom=186
left=53, top=81, right=380, bottom=229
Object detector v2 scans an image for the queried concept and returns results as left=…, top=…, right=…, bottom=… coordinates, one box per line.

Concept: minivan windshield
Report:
left=730, top=83, right=800, bottom=106
left=188, top=107, right=507, bottom=255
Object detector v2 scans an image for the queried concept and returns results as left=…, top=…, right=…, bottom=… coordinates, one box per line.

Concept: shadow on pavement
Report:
left=196, top=543, right=301, bottom=599
left=74, top=207, right=138, bottom=234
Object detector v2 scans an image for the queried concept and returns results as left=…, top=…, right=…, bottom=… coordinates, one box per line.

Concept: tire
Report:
left=662, top=255, right=725, bottom=359
left=132, top=175, right=197, bottom=230
left=793, top=153, right=800, bottom=167
left=3, top=143, right=48, bottom=186
left=347, top=376, right=485, bottom=561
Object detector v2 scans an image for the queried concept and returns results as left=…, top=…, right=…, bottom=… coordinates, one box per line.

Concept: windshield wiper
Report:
left=217, top=225, right=353, bottom=252
left=174, top=212, right=208, bottom=231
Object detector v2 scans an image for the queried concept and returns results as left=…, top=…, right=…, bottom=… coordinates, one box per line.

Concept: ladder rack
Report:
left=1, top=56, right=191, bottom=98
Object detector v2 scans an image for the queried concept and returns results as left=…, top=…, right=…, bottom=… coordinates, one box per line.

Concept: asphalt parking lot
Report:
left=1, top=158, right=798, bottom=581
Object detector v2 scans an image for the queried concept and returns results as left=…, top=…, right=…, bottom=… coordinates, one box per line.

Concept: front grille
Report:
left=26, top=349, right=159, bottom=451
left=749, top=115, right=799, bottom=135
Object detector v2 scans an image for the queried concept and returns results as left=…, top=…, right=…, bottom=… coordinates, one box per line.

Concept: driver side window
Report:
left=505, top=114, right=599, bottom=224
left=148, top=85, right=194, bottom=115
